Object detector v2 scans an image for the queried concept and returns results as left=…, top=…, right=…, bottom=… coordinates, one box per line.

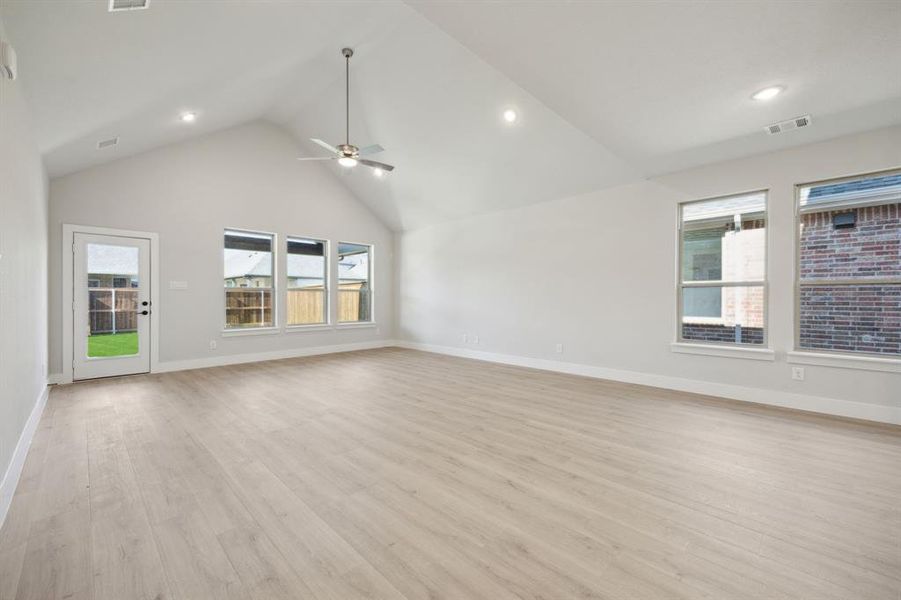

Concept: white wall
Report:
left=0, top=23, right=49, bottom=515
left=398, top=126, right=901, bottom=422
left=49, top=121, right=395, bottom=376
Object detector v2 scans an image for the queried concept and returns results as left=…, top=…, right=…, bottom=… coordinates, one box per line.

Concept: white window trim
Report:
left=671, top=342, right=775, bottom=361
left=334, top=322, right=378, bottom=330
left=221, top=326, right=280, bottom=337
left=224, top=228, right=277, bottom=331
left=793, top=169, right=901, bottom=365
left=787, top=351, right=901, bottom=373
left=285, top=324, right=333, bottom=333
left=337, top=241, right=374, bottom=325
left=675, top=190, right=770, bottom=352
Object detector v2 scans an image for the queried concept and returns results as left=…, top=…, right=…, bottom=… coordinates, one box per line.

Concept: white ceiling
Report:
left=3, top=0, right=900, bottom=230
left=411, top=0, right=901, bottom=175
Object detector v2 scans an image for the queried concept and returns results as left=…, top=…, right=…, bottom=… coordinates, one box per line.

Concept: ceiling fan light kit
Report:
left=297, top=47, right=395, bottom=175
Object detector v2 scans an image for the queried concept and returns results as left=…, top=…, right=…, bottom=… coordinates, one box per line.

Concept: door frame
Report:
left=62, top=224, right=160, bottom=384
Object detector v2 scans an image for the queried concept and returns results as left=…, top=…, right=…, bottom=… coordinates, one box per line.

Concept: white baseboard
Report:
left=48, top=338, right=898, bottom=425
left=0, top=385, right=49, bottom=531
left=49, top=340, right=399, bottom=384
left=155, top=339, right=400, bottom=373
left=396, top=341, right=901, bottom=426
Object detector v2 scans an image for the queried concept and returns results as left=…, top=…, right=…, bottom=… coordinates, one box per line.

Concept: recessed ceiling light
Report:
left=372, top=168, right=385, bottom=178
left=338, top=157, right=358, bottom=168
left=180, top=112, right=196, bottom=123
left=503, top=109, right=518, bottom=123
left=751, top=86, right=784, bottom=101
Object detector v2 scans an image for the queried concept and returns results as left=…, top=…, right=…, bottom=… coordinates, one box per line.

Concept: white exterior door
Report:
left=73, top=233, right=151, bottom=380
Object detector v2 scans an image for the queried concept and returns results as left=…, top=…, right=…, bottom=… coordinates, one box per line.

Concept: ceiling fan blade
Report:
left=357, top=144, right=384, bottom=156
left=297, top=156, right=336, bottom=161
left=310, top=138, right=338, bottom=153
left=358, top=159, right=394, bottom=172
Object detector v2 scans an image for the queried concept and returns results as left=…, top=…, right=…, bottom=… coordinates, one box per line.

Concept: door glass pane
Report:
left=681, top=285, right=765, bottom=345
left=86, top=243, right=139, bottom=357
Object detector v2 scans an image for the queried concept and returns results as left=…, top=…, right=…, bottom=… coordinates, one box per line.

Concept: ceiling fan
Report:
left=297, top=48, right=395, bottom=175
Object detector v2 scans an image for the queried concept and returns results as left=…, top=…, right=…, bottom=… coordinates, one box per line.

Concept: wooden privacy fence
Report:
left=225, top=283, right=371, bottom=327
left=338, top=283, right=370, bottom=322
left=287, top=288, right=325, bottom=325
left=89, top=288, right=138, bottom=334
left=225, top=288, right=273, bottom=328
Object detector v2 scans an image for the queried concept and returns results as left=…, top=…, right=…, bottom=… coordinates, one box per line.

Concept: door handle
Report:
left=140, top=310, right=149, bottom=316
left=141, top=301, right=149, bottom=306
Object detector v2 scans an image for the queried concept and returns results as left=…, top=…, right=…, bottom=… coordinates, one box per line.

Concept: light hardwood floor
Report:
left=1, top=348, right=899, bottom=600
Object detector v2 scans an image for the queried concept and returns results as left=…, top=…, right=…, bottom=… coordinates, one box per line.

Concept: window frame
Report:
left=222, top=227, right=278, bottom=334
left=285, top=235, right=330, bottom=329
left=676, top=190, right=770, bottom=349
left=793, top=167, right=901, bottom=360
left=336, top=241, right=374, bottom=326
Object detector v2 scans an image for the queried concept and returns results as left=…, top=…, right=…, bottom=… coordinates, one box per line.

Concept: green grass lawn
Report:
left=88, top=332, right=138, bottom=357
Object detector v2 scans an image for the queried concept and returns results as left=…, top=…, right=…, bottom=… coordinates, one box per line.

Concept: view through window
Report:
left=224, top=230, right=274, bottom=329
left=679, top=192, right=767, bottom=345
left=797, top=172, right=900, bottom=356
left=287, top=237, right=327, bottom=325
left=338, top=242, right=372, bottom=323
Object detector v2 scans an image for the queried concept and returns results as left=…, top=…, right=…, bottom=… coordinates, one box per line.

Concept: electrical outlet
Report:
left=555, top=343, right=563, bottom=354
left=791, top=367, right=805, bottom=381
left=209, top=340, right=217, bottom=351
left=472, top=335, right=479, bottom=344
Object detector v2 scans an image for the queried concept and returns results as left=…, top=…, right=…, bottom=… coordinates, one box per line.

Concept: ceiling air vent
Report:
left=109, top=0, right=149, bottom=12
left=97, top=137, right=119, bottom=149
left=764, top=115, right=812, bottom=135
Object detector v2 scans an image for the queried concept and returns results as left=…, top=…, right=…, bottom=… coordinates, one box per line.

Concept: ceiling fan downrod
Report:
left=342, top=47, right=353, bottom=146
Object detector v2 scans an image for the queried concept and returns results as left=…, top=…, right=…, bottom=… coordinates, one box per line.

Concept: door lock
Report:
left=140, top=310, right=149, bottom=315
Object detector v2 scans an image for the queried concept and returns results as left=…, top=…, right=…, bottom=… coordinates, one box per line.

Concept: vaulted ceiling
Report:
left=3, top=0, right=900, bottom=230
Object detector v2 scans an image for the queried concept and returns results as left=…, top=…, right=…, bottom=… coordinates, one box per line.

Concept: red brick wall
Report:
left=799, top=203, right=900, bottom=355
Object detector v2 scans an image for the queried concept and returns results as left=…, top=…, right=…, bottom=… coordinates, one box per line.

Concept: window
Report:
left=338, top=242, right=372, bottom=323
left=678, top=192, right=767, bottom=345
left=224, top=229, right=274, bottom=329
left=797, top=171, right=900, bottom=356
left=287, top=237, right=327, bottom=326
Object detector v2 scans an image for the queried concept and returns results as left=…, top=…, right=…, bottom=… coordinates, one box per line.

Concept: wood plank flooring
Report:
left=1, top=347, right=899, bottom=599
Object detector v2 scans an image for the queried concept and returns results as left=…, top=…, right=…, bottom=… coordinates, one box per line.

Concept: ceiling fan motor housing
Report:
left=337, top=143, right=358, bottom=158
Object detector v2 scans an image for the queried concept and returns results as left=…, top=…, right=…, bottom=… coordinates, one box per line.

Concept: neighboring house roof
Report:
left=807, top=173, right=901, bottom=199
left=87, top=244, right=138, bottom=276
left=802, top=173, right=901, bottom=211
left=224, top=251, right=368, bottom=281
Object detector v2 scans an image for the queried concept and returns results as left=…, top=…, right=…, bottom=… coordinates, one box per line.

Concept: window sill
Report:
left=671, top=342, right=775, bottom=361
left=335, top=322, right=377, bottom=329
left=285, top=324, right=332, bottom=333
left=221, top=327, right=280, bottom=337
left=787, top=351, right=901, bottom=373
